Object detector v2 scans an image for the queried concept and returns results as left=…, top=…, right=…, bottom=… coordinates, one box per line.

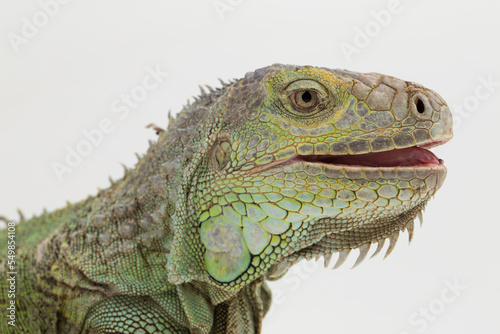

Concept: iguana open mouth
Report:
left=251, top=144, right=447, bottom=174
left=296, top=147, right=444, bottom=168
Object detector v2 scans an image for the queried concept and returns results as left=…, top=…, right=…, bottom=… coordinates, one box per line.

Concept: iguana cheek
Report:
left=200, top=216, right=250, bottom=282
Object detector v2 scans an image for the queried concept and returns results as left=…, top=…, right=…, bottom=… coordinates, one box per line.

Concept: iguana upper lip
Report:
left=295, top=147, right=444, bottom=168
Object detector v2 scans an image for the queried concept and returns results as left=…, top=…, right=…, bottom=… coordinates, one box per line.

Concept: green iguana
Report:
left=0, top=64, right=453, bottom=333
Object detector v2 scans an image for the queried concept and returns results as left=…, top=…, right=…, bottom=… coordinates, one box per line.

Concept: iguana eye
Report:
left=289, top=89, right=320, bottom=112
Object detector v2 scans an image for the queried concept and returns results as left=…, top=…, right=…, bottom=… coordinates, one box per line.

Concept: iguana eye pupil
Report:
left=301, top=91, right=312, bottom=103
left=290, top=89, right=319, bottom=112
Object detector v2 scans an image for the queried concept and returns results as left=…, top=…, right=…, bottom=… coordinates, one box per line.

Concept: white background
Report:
left=1, top=1, right=499, bottom=333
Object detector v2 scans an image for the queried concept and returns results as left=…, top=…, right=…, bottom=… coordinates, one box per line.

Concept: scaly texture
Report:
left=0, top=64, right=453, bottom=333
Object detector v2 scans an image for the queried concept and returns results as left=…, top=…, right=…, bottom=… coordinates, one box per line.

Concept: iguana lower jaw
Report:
left=267, top=200, right=429, bottom=279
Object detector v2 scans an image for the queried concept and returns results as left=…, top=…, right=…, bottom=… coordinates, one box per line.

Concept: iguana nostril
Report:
left=411, top=94, right=432, bottom=118
left=416, top=98, right=425, bottom=114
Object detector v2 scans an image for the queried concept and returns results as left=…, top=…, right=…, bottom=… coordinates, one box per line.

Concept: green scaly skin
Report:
left=0, top=64, right=453, bottom=333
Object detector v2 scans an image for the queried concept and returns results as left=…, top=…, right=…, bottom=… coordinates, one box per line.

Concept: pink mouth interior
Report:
left=297, top=147, right=442, bottom=167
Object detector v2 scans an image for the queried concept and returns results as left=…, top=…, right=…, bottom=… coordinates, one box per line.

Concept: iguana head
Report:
left=167, top=64, right=452, bottom=291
